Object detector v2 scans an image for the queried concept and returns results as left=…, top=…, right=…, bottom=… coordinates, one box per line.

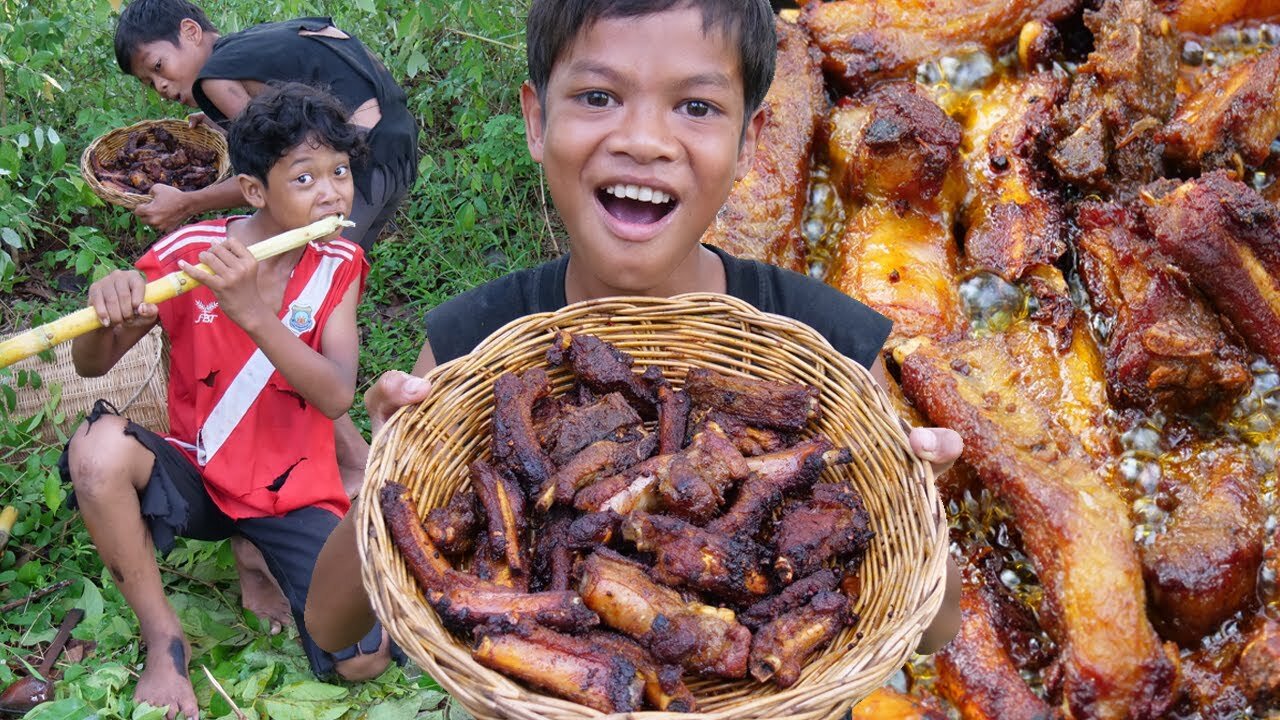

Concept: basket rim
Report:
left=358, top=292, right=950, bottom=720
left=79, top=118, right=231, bottom=209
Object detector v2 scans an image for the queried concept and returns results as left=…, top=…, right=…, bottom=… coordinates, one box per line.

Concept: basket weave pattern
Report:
left=359, top=294, right=949, bottom=720
left=79, top=118, right=231, bottom=210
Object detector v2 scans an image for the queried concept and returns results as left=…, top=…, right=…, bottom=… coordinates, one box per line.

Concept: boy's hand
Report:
left=178, top=239, right=269, bottom=329
left=187, top=112, right=225, bottom=136
left=909, top=427, right=963, bottom=477
left=135, top=185, right=193, bottom=233
left=365, top=371, right=432, bottom=436
left=87, top=270, right=158, bottom=328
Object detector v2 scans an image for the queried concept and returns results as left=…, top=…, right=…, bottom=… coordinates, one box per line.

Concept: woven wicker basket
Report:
left=359, top=293, right=949, bottom=720
left=80, top=118, right=231, bottom=210
left=1, top=325, right=169, bottom=439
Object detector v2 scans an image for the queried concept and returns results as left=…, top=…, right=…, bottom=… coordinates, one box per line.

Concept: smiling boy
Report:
left=63, top=84, right=391, bottom=719
left=308, top=0, right=962, bottom=673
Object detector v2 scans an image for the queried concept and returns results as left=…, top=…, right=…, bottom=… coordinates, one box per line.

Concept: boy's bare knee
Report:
left=333, top=642, right=392, bottom=682
left=67, top=415, right=149, bottom=499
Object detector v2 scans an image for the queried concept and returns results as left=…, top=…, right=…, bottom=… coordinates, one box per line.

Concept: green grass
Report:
left=0, top=0, right=551, bottom=717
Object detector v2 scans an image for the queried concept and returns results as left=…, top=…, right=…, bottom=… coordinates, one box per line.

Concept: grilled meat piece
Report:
left=655, top=383, right=691, bottom=456
left=1051, top=0, right=1178, bottom=197
left=585, top=631, right=698, bottom=712
left=472, top=622, right=644, bottom=713
left=424, top=485, right=479, bottom=556
left=740, top=568, right=839, bottom=631
left=566, top=510, right=625, bottom=550
left=538, top=392, right=642, bottom=466
left=749, top=589, right=854, bottom=688
left=491, top=368, right=556, bottom=495
left=959, top=73, right=1068, bottom=281
left=690, top=409, right=795, bottom=457
left=623, top=511, right=774, bottom=603
left=1157, top=0, right=1280, bottom=34
left=1163, top=46, right=1280, bottom=173
left=708, top=437, right=851, bottom=539
left=703, top=18, right=820, bottom=272
left=1240, top=619, right=1280, bottom=703
left=684, top=367, right=819, bottom=432
left=898, top=338, right=1177, bottom=720
left=771, top=483, right=874, bottom=585
left=471, top=459, right=528, bottom=587
left=578, top=549, right=752, bottom=678
left=530, top=507, right=575, bottom=593
left=1075, top=201, right=1250, bottom=414
left=1142, top=441, right=1266, bottom=646
left=850, top=689, right=950, bottom=720
left=547, top=332, right=661, bottom=414
left=1143, top=171, right=1280, bottom=367
left=536, top=431, right=658, bottom=512
left=800, top=0, right=1081, bottom=92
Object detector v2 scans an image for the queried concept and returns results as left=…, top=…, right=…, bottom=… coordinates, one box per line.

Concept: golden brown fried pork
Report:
left=702, top=18, right=820, bottom=272
left=1075, top=201, right=1251, bottom=414
left=958, top=72, right=1067, bottom=281
left=1163, top=46, right=1280, bottom=173
left=749, top=589, right=855, bottom=688
left=823, top=82, right=969, bottom=346
left=897, top=338, right=1176, bottom=720
left=472, top=622, right=645, bottom=713
left=1051, top=0, right=1178, bottom=197
left=424, top=485, right=478, bottom=556
left=771, top=483, right=874, bottom=585
left=536, top=431, right=657, bottom=512
left=585, top=630, right=697, bottom=712
left=684, top=367, right=820, bottom=432
left=538, top=391, right=642, bottom=466
left=1156, top=0, right=1280, bottom=34
left=740, top=568, right=839, bottom=630
left=492, top=368, right=556, bottom=494
left=709, top=436, right=851, bottom=538
left=1240, top=619, right=1280, bottom=703
left=800, top=0, right=1081, bottom=92
left=470, top=459, right=528, bottom=588
left=1142, top=171, right=1280, bottom=366
left=578, top=549, right=752, bottom=678
left=935, top=556, right=1057, bottom=720
left=1142, top=441, right=1265, bottom=646
left=850, top=688, right=950, bottom=720
left=623, top=511, right=774, bottom=603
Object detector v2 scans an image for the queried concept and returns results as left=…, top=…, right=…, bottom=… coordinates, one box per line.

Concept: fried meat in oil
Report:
left=1156, top=0, right=1280, bottom=34
left=703, top=18, right=821, bottom=272
left=1163, top=45, right=1280, bottom=173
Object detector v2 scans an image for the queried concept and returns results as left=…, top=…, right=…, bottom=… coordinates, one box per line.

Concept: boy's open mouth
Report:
left=598, top=184, right=676, bottom=225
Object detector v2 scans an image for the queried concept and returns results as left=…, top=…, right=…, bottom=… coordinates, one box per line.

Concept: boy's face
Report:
left=240, top=138, right=354, bottom=235
left=521, top=7, right=764, bottom=294
left=129, top=18, right=207, bottom=107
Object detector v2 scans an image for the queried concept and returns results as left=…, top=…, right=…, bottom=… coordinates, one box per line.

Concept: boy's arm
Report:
left=70, top=270, right=159, bottom=377
left=179, top=239, right=359, bottom=418
left=307, top=355, right=436, bottom=652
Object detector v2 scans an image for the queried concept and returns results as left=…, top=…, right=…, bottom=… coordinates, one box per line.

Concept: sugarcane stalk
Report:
left=0, top=215, right=354, bottom=369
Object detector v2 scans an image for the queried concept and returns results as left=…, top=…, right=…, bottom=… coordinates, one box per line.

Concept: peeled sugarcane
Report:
left=0, top=215, right=354, bottom=369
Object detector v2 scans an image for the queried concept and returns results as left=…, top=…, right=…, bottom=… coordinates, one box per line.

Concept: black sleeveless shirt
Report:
left=193, top=17, right=417, bottom=199
left=424, top=245, right=892, bottom=369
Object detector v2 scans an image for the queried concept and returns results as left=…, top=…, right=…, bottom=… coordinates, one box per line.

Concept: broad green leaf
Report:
left=0, top=227, right=19, bottom=249
left=43, top=470, right=63, bottom=512
left=20, top=698, right=97, bottom=720
left=366, top=695, right=422, bottom=720
left=77, top=577, right=105, bottom=622
left=130, top=704, right=167, bottom=720
left=275, top=680, right=348, bottom=702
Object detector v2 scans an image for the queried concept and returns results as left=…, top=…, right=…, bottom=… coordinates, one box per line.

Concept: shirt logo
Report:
left=195, top=299, right=220, bottom=325
left=288, top=304, right=315, bottom=334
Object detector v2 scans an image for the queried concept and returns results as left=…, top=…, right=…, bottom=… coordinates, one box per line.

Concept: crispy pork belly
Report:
left=800, top=0, right=1081, bottom=92
left=472, top=622, right=644, bottom=713
left=703, top=18, right=821, bottom=272
left=1051, top=0, right=1178, bottom=197
left=823, top=82, right=969, bottom=345
left=897, top=338, right=1176, bottom=720
left=1163, top=46, right=1280, bottom=173
left=655, top=383, right=690, bottom=456
left=1156, top=0, right=1280, bottom=34
left=470, top=459, right=528, bottom=588
left=578, top=549, right=752, bottom=678
left=536, top=431, right=657, bottom=512
left=1075, top=201, right=1251, bottom=414
left=684, top=367, right=820, bottom=432
left=585, top=630, right=697, bottom=712
left=1142, top=171, right=1280, bottom=366
left=1142, top=441, right=1265, bottom=646
left=529, top=507, right=575, bottom=593
left=959, top=73, right=1067, bottom=281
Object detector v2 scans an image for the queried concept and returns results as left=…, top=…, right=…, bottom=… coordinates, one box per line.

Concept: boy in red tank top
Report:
left=61, top=82, right=392, bottom=718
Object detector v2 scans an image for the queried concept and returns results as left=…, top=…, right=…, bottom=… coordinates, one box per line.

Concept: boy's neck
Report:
left=563, top=244, right=727, bottom=304
left=226, top=213, right=305, bottom=271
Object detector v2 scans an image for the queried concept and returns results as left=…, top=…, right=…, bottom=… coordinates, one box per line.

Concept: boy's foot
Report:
left=136, top=635, right=198, bottom=720
left=231, top=537, right=292, bottom=634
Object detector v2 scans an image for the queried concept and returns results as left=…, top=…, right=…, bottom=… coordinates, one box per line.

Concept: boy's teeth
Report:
left=604, top=184, right=671, bottom=205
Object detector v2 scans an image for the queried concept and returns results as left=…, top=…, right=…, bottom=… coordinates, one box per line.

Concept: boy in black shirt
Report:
left=309, top=0, right=962, bottom=668
left=113, top=0, right=416, bottom=251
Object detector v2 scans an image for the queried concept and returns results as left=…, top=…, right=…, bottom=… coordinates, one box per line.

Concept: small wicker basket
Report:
left=358, top=293, right=949, bottom=720
left=80, top=118, right=231, bottom=210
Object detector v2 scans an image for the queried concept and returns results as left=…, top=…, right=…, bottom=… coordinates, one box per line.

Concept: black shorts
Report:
left=347, top=163, right=408, bottom=252
left=58, top=400, right=390, bottom=678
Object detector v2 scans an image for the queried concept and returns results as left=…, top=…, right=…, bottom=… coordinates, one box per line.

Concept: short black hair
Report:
left=526, top=0, right=777, bottom=117
left=228, top=82, right=366, bottom=185
left=114, top=0, right=217, bottom=75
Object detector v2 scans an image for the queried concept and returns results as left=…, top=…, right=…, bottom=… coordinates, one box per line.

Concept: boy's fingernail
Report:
left=99, top=316, right=110, bottom=327
left=917, top=430, right=937, bottom=453
left=404, top=377, right=426, bottom=393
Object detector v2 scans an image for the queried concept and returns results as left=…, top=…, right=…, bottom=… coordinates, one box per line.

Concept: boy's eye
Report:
left=295, top=173, right=314, bottom=185
left=334, top=165, right=349, bottom=177
left=681, top=100, right=717, bottom=118
left=580, top=91, right=614, bottom=108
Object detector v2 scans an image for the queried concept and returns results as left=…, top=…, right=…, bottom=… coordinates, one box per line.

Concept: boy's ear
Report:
left=237, top=174, right=267, bottom=210
left=178, top=17, right=204, bottom=45
left=520, top=81, right=546, bottom=164
left=735, top=105, right=768, bottom=182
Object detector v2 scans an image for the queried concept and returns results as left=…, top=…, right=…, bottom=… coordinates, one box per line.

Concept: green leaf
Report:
left=130, top=704, right=167, bottom=720
left=77, top=577, right=105, bottom=622
left=0, top=227, right=19, bottom=248
left=43, top=470, right=63, bottom=512
left=259, top=699, right=349, bottom=720
left=275, top=681, right=348, bottom=702
left=20, top=698, right=97, bottom=720
left=366, top=695, right=423, bottom=720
